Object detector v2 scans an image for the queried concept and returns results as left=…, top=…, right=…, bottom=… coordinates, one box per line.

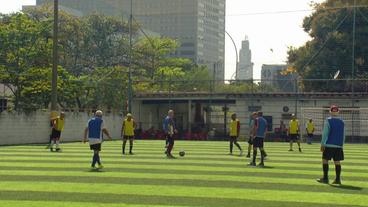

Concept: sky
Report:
left=0, top=0, right=325, bottom=79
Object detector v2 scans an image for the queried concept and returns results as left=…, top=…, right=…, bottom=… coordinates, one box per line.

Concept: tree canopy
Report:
left=287, top=0, right=368, bottom=92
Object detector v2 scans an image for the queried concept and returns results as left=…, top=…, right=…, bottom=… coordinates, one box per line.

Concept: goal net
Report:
left=301, top=107, right=368, bottom=143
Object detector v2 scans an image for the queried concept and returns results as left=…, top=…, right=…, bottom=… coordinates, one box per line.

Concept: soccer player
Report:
left=229, top=113, right=243, bottom=156
left=83, top=110, right=112, bottom=170
left=250, top=111, right=267, bottom=167
left=306, top=119, right=315, bottom=144
left=121, top=113, right=136, bottom=155
left=317, top=105, right=345, bottom=185
left=50, top=112, right=65, bottom=152
left=288, top=114, right=302, bottom=152
left=246, top=112, right=257, bottom=158
left=163, top=110, right=177, bottom=158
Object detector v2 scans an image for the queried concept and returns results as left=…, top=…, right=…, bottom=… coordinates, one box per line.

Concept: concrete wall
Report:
left=0, top=111, right=123, bottom=145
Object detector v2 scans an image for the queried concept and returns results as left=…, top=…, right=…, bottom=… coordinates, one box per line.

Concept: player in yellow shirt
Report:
left=50, top=112, right=65, bottom=152
left=306, top=119, right=315, bottom=145
left=229, top=113, right=243, bottom=156
left=121, top=113, right=137, bottom=155
left=288, top=114, right=302, bottom=152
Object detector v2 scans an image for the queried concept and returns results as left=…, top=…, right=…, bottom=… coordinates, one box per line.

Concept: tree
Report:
left=287, top=0, right=368, bottom=92
left=0, top=13, right=52, bottom=109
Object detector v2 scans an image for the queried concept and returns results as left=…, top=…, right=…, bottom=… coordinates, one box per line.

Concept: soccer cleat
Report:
left=129, top=152, right=134, bottom=155
left=167, top=154, right=176, bottom=159
left=97, top=164, right=104, bottom=169
left=258, top=162, right=265, bottom=168
left=316, top=178, right=329, bottom=184
left=56, top=148, right=62, bottom=152
left=288, top=149, right=293, bottom=152
left=228, top=152, right=233, bottom=155
left=50, top=148, right=54, bottom=152
left=332, top=180, right=341, bottom=185
left=248, top=162, right=256, bottom=167
left=91, top=166, right=98, bottom=170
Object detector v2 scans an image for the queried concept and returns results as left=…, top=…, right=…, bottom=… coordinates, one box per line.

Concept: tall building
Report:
left=237, top=36, right=253, bottom=80
left=261, top=64, right=296, bottom=92
left=36, top=0, right=226, bottom=80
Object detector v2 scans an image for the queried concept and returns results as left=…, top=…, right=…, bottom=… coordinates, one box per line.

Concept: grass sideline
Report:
left=0, top=140, right=367, bottom=207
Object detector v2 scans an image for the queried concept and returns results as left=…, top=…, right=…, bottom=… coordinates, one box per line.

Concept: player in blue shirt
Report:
left=83, top=110, right=112, bottom=170
left=317, top=105, right=345, bottom=185
left=163, top=110, right=177, bottom=158
left=250, top=111, right=268, bottom=167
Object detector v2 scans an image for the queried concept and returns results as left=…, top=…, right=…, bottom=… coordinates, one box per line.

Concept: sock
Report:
left=167, top=144, right=173, bottom=155
left=252, top=149, right=257, bottom=163
left=56, top=140, right=60, bottom=149
left=122, top=142, right=126, bottom=154
left=129, top=143, right=133, bottom=153
left=96, top=153, right=101, bottom=165
left=335, top=165, right=341, bottom=181
left=260, top=150, right=266, bottom=163
left=92, top=153, right=97, bottom=167
left=230, top=142, right=233, bottom=153
left=50, top=140, right=54, bottom=148
left=323, top=164, right=329, bottom=180
left=235, top=142, right=242, bottom=151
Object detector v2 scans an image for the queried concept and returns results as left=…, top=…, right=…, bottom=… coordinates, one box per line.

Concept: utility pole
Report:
left=127, top=0, right=133, bottom=113
left=351, top=0, right=357, bottom=94
left=51, top=0, right=58, bottom=111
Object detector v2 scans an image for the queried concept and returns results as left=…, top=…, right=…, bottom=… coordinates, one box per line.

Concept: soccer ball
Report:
left=179, top=151, right=185, bottom=157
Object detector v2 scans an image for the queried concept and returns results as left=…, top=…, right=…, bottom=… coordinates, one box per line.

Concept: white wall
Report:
left=0, top=111, right=123, bottom=145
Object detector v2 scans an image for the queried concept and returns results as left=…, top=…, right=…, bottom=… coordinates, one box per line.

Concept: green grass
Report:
left=0, top=141, right=367, bottom=207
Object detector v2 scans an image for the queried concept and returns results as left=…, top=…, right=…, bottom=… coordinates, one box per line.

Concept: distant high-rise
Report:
left=237, top=36, right=253, bottom=80
left=261, top=64, right=296, bottom=92
left=36, top=0, right=226, bottom=80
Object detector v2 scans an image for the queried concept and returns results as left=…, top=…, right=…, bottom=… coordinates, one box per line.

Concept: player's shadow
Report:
left=329, top=184, right=363, bottom=191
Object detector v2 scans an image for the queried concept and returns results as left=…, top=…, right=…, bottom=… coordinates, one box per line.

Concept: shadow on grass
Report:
left=329, top=184, right=363, bottom=191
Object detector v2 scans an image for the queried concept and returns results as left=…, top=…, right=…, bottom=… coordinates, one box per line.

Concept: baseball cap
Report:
left=127, top=113, right=132, bottom=117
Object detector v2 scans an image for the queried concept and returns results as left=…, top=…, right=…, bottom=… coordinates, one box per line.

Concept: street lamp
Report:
left=225, top=31, right=238, bottom=80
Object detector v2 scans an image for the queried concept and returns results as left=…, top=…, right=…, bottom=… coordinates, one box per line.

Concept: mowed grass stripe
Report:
left=0, top=153, right=366, bottom=167
left=1, top=166, right=367, bottom=182
left=0, top=182, right=367, bottom=206
left=0, top=161, right=367, bottom=179
left=0, top=170, right=366, bottom=195
left=1, top=156, right=367, bottom=172
left=1, top=150, right=367, bottom=161
left=0, top=193, right=360, bottom=207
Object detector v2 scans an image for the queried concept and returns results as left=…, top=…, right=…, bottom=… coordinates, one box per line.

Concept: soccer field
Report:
left=0, top=141, right=367, bottom=207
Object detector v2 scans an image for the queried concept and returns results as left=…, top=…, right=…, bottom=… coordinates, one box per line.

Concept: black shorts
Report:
left=253, top=137, right=264, bottom=148
left=248, top=136, right=253, bottom=145
left=229, top=136, right=238, bottom=142
left=51, top=129, right=61, bottom=139
left=90, top=143, right=101, bottom=151
left=123, top=136, right=134, bottom=140
left=323, top=147, right=344, bottom=161
left=289, top=134, right=299, bottom=141
left=307, top=133, right=313, bottom=137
